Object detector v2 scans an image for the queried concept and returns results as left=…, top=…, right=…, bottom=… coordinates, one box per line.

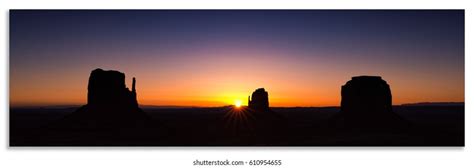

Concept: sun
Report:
left=234, top=100, right=242, bottom=108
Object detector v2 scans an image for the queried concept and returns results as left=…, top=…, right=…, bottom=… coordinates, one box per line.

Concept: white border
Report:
left=1, top=0, right=472, bottom=168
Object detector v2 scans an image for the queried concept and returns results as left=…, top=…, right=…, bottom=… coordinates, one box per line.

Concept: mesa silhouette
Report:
left=331, top=76, right=410, bottom=130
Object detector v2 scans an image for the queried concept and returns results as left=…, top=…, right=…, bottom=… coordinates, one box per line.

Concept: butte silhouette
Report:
left=248, top=88, right=270, bottom=112
left=331, top=76, right=409, bottom=130
left=52, top=68, right=153, bottom=130
left=246, top=88, right=288, bottom=138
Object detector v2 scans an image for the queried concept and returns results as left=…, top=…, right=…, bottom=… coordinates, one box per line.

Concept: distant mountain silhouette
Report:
left=331, top=76, right=409, bottom=130
left=51, top=68, right=154, bottom=130
left=401, top=102, right=464, bottom=106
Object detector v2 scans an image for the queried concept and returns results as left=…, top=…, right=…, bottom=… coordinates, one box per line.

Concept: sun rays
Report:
left=222, top=106, right=258, bottom=137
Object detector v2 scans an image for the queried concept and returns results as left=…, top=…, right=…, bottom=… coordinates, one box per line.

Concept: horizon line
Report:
left=9, top=102, right=465, bottom=109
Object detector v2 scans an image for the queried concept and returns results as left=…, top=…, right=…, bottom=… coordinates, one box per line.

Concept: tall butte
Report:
left=87, top=68, right=138, bottom=111
left=53, top=68, right=151, bottom=130
left=248, top=88, right=270, bottom=112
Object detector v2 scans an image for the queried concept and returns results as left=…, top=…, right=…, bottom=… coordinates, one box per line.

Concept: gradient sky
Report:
left=10, top=10, right=464, bottom=107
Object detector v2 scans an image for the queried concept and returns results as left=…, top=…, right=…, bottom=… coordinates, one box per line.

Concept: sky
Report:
left=10, top=10, right=464, bottom=107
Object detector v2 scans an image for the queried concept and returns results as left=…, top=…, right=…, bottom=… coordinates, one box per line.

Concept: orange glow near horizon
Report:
left=9, top=51, right=465, bottom=107
left=9, top=56, right=465, bottom=108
